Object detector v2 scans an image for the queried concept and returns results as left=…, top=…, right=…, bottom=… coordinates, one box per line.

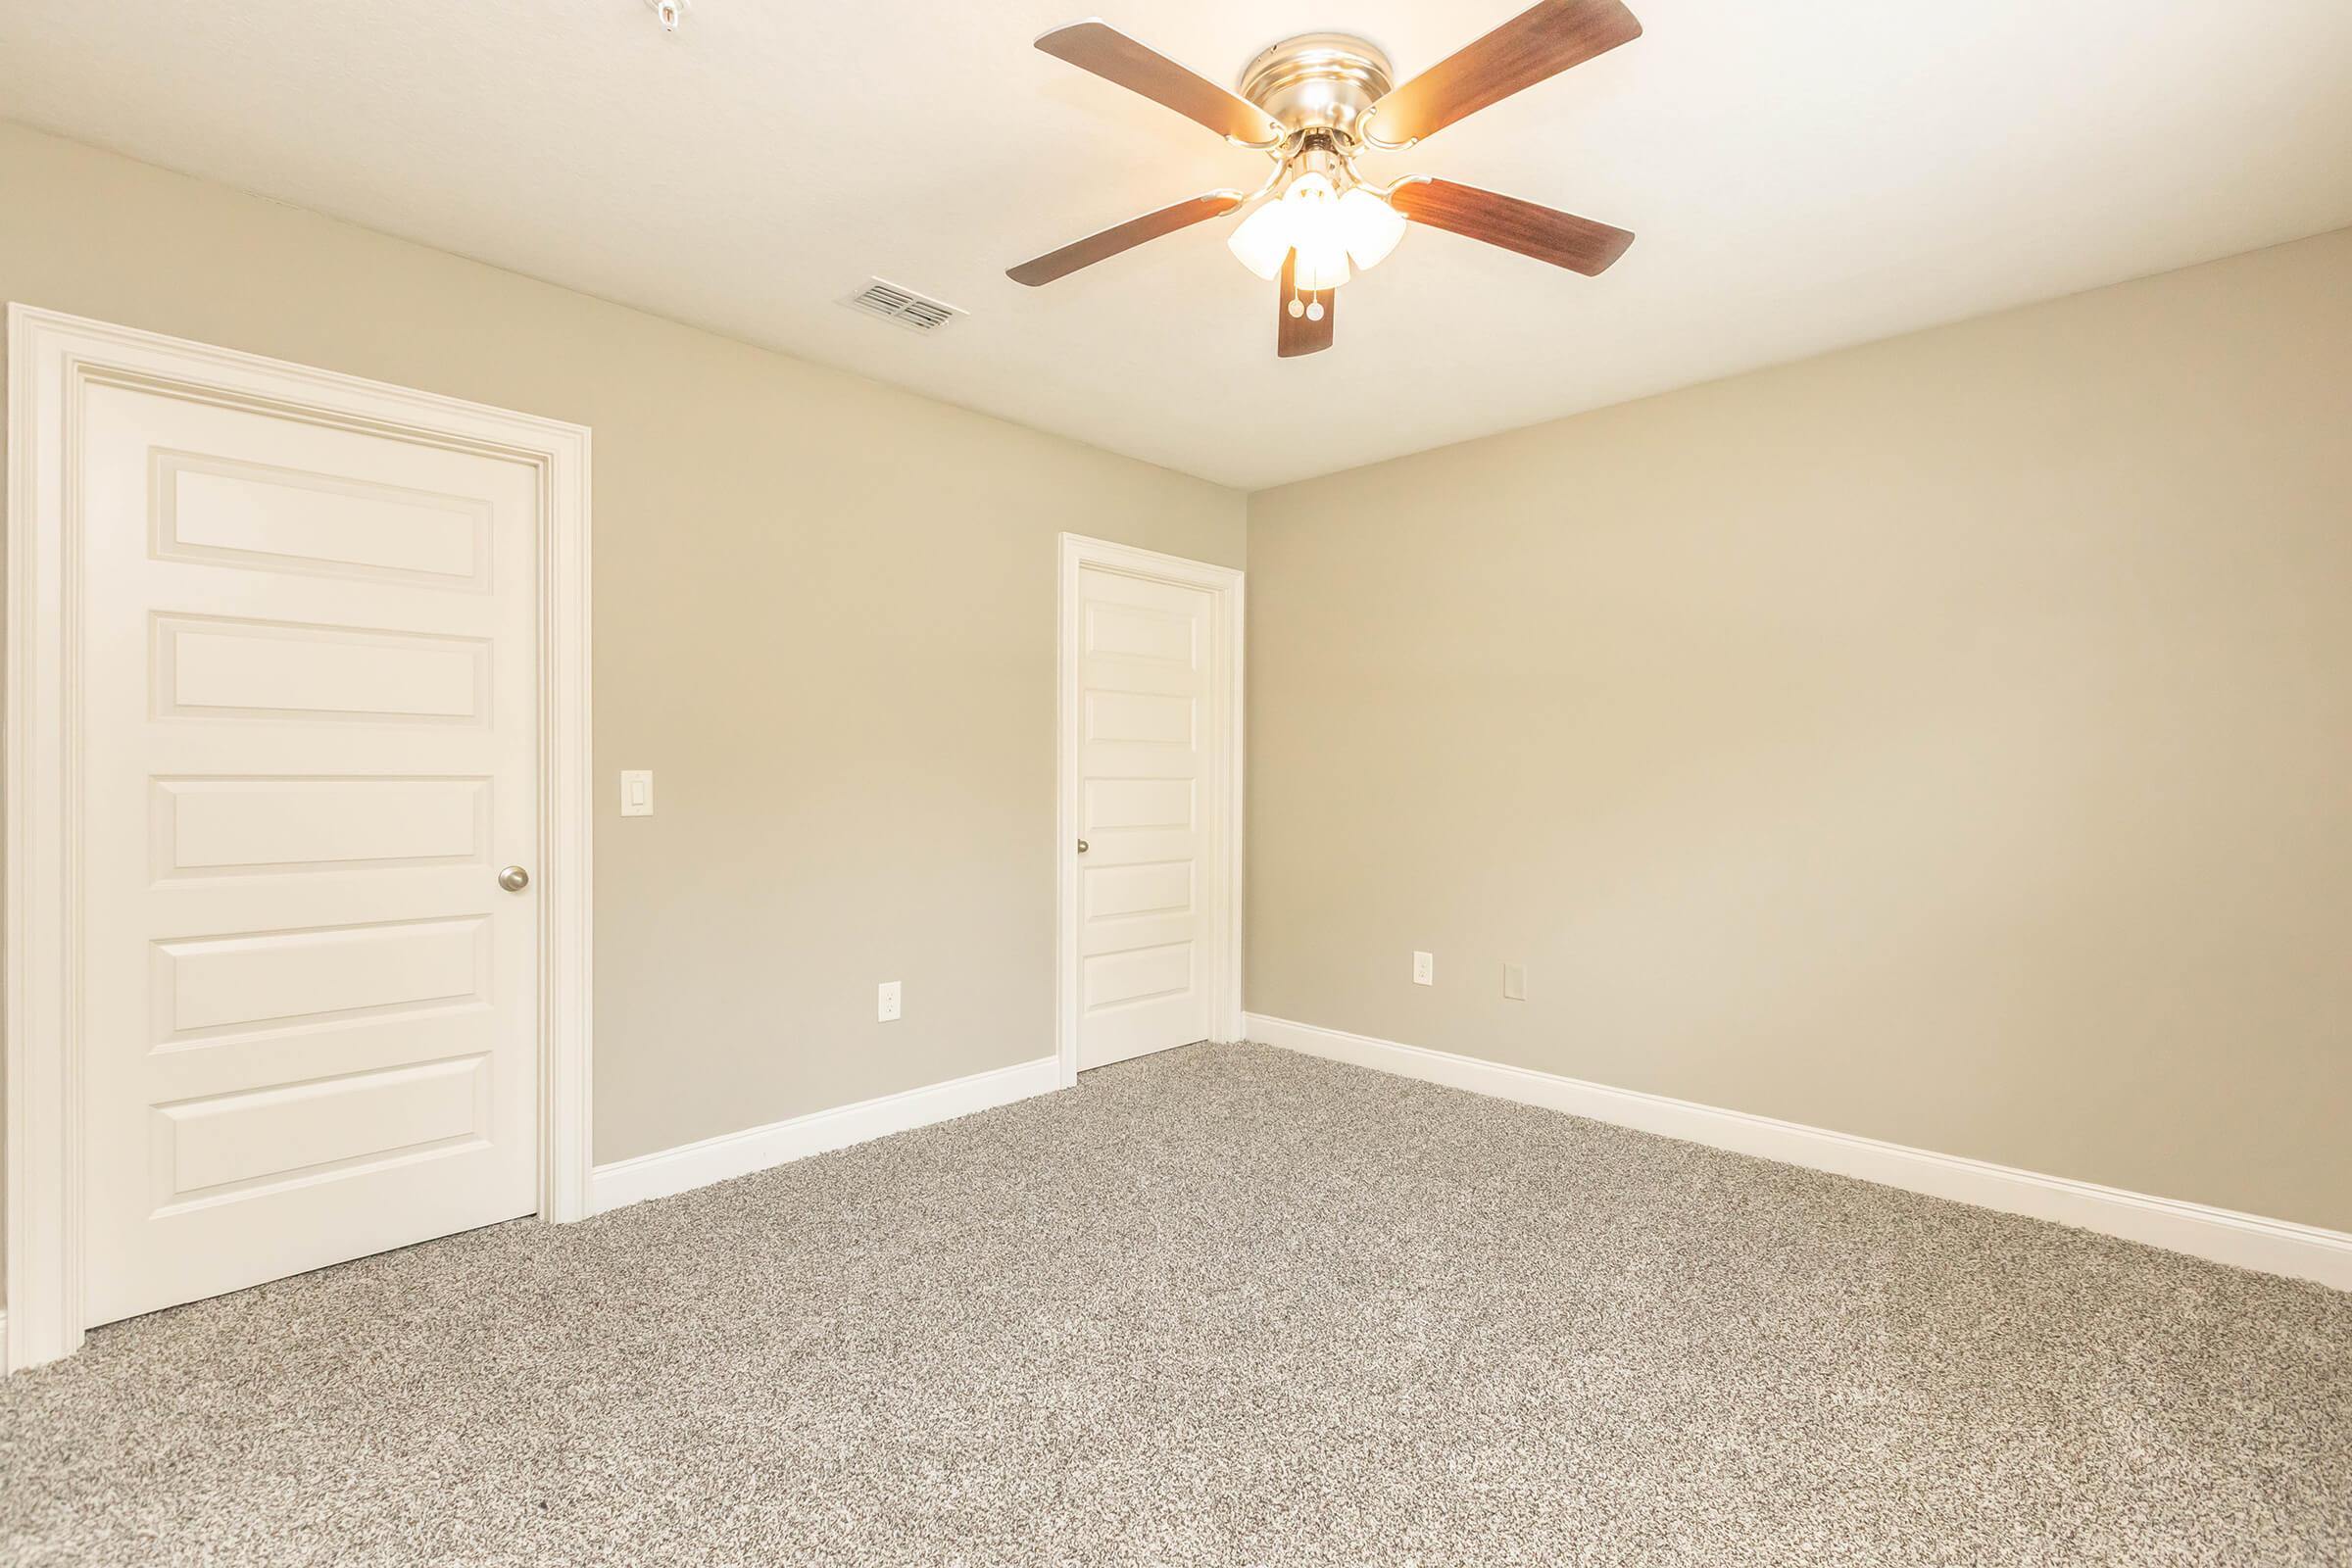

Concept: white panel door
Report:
left=1075, top=565, right=1214, bottom=1069
left=77, top=380, right=541, bottom=1327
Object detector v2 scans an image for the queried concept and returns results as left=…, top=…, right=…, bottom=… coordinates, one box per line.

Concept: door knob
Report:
left=499, top=865, right=531, bottom=893
left=1076, top=839, right=1089, bottom=854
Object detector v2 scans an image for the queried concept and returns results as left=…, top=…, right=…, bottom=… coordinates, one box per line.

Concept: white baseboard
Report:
left=589, top=1054, right=1060, bottom=1216
left=1248, top=1012, right=2352, bottom=1292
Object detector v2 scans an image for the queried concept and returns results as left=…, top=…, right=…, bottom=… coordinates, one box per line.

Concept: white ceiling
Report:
left=6, top=1, right=2350, bottom=490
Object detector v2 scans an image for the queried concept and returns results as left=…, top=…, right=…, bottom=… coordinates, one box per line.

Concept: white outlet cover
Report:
left=877, top=980, right=902, bottom=1022
left=1413, top=952, right=1434, bottom=986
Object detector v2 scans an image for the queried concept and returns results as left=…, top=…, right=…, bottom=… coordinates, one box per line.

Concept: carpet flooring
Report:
left=3, top=1042, right=2348, bottom=1566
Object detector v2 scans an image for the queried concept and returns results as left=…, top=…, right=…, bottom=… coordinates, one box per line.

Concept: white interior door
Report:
left=1073, top=564, right=1218, bottom=1070
left=77, top=377, right=542, bottom=1327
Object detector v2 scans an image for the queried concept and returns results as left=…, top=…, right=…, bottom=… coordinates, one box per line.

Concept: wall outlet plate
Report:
left=877, top=980, right=902, bottom=1022
left=1413, top=951, right=1434, bottom=986
left=1503, top=962, right=1527, bottom=1001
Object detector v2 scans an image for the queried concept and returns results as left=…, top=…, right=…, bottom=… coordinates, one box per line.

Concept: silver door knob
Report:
left=1076, top=839, right=1089, bottom=854
left=498, top=865, right=531, bottom=893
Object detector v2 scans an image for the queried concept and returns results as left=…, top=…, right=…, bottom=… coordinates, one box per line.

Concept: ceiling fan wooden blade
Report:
left=1276, top=249, right=1335, bottom=358
left=1006, top=192, right=1246, bottom=286
left=1368, top=0, right=1642, bottom=145
left=1389, top=178, right=1634, bottom=275
left=1035, top=22, right=1283, bottom=145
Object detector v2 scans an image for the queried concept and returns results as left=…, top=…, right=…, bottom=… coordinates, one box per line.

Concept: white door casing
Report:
left=1056, top=534, right=1243, bottom=1081
left=6, top=307, right=593, bottom=1371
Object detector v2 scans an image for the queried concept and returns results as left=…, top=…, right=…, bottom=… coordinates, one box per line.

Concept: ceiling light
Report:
left=1337, top=186, right=1407, bottom=270
left=1226, top=172, right=1396, bottom=291
left=1281, top=174, right=1353, bottom=292
left=1226, top=199, right=1292, bottom=281
left=647, top=0, right=687, bottom=33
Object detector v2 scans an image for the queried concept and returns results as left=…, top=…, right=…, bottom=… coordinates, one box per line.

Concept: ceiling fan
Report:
left=1006, top=0, right=1642, bottom=357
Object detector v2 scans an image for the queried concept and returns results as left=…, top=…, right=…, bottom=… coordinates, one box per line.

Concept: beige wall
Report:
left=0, top=122, right=1245, bottom=1175
left=1247, top=226, right=2352, bottom=1233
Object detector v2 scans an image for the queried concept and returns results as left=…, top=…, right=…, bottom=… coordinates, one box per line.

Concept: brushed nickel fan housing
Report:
left=1237, top=32, right=1395, bottom=141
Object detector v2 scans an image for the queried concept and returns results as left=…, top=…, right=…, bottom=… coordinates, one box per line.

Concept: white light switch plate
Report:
left=619, top=769, right=654, bottom=816
left=1503, top=962, right=1527, bottom=1001
left=877, top=980, right=902, bottom=1022
left=1413, top=951, right=1434, bottom=986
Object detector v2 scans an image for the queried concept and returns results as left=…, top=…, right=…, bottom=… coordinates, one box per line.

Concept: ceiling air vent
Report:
left=845, top=278, right=963, bottom=335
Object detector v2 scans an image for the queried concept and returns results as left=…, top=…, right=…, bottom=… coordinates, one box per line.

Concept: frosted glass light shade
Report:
left=1338, top=186, right=1407, bottom=270
left=1226, top=199, right=1293, bottom=281
left=1281, top=173, right=1351, bottom=290
left=1293, top=238, right=1351, bottom=292
left=1230, top=173, right=1384, bottom=289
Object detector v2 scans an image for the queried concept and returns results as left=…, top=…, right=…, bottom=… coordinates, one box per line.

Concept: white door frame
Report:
left=4, top=306, right=595, bottom=1371
left=1055, top=532, right=1244, bottom=1088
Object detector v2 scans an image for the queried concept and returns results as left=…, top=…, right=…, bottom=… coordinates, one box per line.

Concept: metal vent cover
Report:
left=845, top=278, right=963, bottom=334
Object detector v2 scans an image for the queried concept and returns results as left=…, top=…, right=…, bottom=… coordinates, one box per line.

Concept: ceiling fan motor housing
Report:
left=1238, top=32, right=1395, bottom=145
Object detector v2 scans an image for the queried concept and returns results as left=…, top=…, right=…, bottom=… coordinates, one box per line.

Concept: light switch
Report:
left=619, top=770, right=654, bottom=817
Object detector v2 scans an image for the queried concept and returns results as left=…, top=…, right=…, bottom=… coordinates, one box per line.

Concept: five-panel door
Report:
left=1074, top=564, right=1215, bottom=1069
left=77, top=377, right=542, bottom=1326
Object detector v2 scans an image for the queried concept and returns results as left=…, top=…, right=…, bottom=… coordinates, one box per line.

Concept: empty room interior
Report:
left=3, top=1, right=2349, bottom=1562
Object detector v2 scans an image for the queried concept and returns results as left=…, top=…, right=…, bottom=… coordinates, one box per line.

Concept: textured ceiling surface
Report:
left=6, top=1, right=2350, bottom=488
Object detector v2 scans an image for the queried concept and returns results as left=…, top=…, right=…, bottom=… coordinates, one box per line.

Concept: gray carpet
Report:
left=3, top=1043, right=2348, bottom=1566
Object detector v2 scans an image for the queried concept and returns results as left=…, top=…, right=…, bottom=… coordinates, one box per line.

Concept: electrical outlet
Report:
left=1503, top=962, right=1527, bottom=1001
left=1413, top=951, right=1434, bottom=986
left=877, top=981, right=902, bottom=1022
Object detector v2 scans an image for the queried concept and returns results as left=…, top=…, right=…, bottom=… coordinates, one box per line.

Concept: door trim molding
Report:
left=1056, top=534, right=1245, bottom=1088
left=4, top=305, right=595, bottom=1371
